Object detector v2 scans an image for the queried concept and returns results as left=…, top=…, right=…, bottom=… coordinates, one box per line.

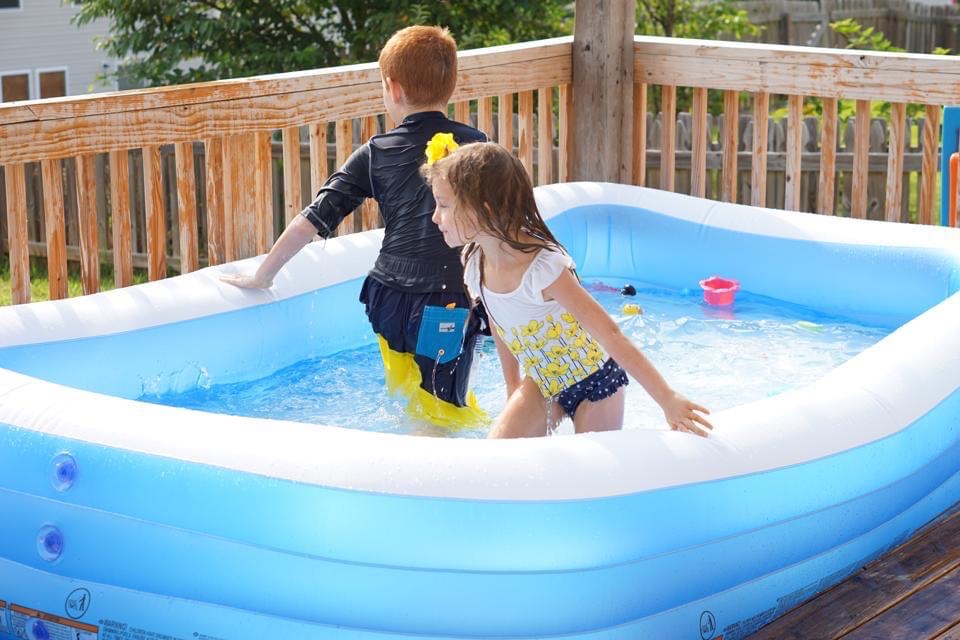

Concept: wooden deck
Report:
left=749, top=502, right=960, bottom=639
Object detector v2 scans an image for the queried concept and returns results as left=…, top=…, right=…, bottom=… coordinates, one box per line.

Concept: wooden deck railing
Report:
left=3, top=35, right=960, bottom=305
left=0, top=38, right=572, bottom=304
left=631, top=36, right=959, bottom=223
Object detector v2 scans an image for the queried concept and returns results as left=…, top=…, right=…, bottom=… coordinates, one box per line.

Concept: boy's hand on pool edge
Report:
left=663, top=393, right=713, bottom=438
left=220, top=273, right=274, bottom=289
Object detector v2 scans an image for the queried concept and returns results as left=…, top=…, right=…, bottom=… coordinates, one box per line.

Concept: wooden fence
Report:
left=0, top=38, right=573, bottom=304
left=0, top=110, right=934, bottom=280
left=5, top=36, right=960, bottom=305
left=739, top=0, right=960, bottom=52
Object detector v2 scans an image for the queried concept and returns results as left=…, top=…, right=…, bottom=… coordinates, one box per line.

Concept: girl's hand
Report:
left=220, top=273, right=273, bottom=289
left=662, top=392, right=713, bottom=437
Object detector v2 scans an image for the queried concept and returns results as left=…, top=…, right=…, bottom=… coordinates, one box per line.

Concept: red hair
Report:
left=379, top=26, right=458, bottom=106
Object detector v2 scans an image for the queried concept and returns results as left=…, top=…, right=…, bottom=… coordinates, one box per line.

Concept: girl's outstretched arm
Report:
left=544, top=270, right=713, bottom=437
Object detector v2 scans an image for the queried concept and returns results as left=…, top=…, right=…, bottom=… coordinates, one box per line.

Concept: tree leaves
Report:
left=73, top=0, right=573, bottom=86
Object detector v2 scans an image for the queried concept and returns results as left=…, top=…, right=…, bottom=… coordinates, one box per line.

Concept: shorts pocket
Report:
left=415, top=305, right=469, bottom=364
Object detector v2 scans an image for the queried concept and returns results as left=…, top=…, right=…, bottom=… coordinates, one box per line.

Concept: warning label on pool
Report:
left=8, top=603, right=99, bottom=639
left=98, top=620, right=191, bottom=640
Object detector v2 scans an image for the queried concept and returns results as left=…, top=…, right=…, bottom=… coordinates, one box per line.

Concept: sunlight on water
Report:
left=140, top=281, right=891, bottom=438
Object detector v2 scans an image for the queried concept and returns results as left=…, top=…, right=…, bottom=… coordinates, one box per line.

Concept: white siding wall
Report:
left=0, top=0, right=114, bottom=99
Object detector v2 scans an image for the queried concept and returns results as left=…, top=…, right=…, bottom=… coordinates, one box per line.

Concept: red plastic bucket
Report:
left=699, top=276, right=740, bottom=306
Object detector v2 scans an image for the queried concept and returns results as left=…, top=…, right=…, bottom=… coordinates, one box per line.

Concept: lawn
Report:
left=0, top=256, right=149, bottom=306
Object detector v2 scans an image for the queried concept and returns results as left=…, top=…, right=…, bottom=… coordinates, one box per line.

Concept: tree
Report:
left=634, top=0, right=761, bottom=113
left=74, top=0, right=573, bottom=87
left=636, top=0, right=760, bottom=40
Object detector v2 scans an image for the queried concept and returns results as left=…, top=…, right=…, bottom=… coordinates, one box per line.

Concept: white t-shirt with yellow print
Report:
left=464, top=247, right=610, bottom=397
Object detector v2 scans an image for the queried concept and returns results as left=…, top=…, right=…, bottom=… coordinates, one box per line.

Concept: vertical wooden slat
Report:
left=632, top=82, right=647, bottom=187
left=254, top=131, right=273, bottom=252
left=537, top=86, right=554, bottom=186
left=4, top=163, right=30, bottom=304
left=818, top=97, right=838, bottom=215
left=309, top=122, right=328, bottom=197
left=691, top=87, right=708, bottom=198
left=721, top=90, right=739, bottom=203
left=751, top=91, right=770, bottom=207
left=282, top=126, right=303, bottom=224
left=478, top=97, right=494, bottom=139
left=174, top=142, right=199, bottom=273
left=454, top=100, right=471, bottom=125
left=885, top=102, right=907, bottom=223
left=204, top=138, right=225, bottom=266
left=851, top=99, right=871, bottom=219
left=75, top=153, right=100, bottom=293
left=518, top=90, right=534, bottom=178
left=222, top=133, right=257, bottom=260
left=785, top=94, right=804, bottom=211
left=40, top=158, right=68, bottom=299
left=498, top=93, right=514, bottom=151
left=559, top=84, right=574, bottom=183
left=919, top=104, right=941, bottom=226
left=361, top=116, right=380, bottom=231
left=335, top=119, right=353, bottom=235
left=109, top=149, right=134, bottom=285
left=660, top=84, right=677, bottom=192
left=142, top=145, right=167, bottom=279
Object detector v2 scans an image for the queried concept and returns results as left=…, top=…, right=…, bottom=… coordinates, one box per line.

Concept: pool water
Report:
left=140, top=281, right=892, bottom=438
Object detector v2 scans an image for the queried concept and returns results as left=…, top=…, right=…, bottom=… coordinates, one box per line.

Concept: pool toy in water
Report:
left=622, top=303, right=642, bottom=315
left=700, top=275, right=740, bottom=306
left=796, top=320, right=824, bottom=333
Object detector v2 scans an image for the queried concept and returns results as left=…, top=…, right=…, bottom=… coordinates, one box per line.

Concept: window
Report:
left=38, top=69, right=67, bottom=99
left=0, top=0, right=21, bottom=9
left=1, top=73, right=29, bottom=102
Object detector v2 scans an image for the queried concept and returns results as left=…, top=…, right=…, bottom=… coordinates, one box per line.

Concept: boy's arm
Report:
left=221, top=144, right=373, bottom=290
left=301, top=144, right=373, bottom=237
left=220, top=215, right=318, bottom=289
left=544, top=270, right=713, bottom=436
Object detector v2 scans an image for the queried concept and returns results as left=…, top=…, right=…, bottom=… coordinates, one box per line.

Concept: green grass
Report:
left=0, top=256, right=149, bottom=306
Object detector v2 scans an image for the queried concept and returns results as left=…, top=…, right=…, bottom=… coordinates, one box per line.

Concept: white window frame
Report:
left=0, top=69, right=32, bottom=102
left=36, top=66, right=70, bottom=99
left=0, top=0, right=23, bottom=12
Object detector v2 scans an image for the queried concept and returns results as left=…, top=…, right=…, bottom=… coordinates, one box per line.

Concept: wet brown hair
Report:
left=422, top=142, right=563, bottom=267
left=378, top=26, right=458, bottom=107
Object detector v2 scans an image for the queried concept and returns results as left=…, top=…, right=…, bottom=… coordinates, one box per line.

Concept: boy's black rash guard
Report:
left=301, top=111, right=486, bottom=293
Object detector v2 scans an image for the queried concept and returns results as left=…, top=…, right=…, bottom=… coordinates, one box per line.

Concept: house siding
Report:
left=0, top=0, right=114, bottom=99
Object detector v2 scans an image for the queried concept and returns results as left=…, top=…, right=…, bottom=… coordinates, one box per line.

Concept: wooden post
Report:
left=142, top=145, right=167, bottom=280
left=4, top=163, right=30, bottom=304
left=40, top=158, right=68, bottom=299
left=109, top=149, right=134, bottom=285
left=75, top=153, right=100, bottom=293
left=204, top=138, right=225, bottom=266
left=721, top=90, right=739, bottom=204
left=572, top=0, right=636, bottom=182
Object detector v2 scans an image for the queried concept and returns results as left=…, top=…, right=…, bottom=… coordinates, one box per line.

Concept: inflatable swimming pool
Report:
left=1, top=183, right=959, bottom=640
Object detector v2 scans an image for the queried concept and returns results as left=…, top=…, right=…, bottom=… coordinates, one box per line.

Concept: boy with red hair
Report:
left=223, top=26, right=487, bottom=427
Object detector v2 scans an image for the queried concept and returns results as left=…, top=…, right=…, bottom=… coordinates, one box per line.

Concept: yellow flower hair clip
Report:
left=425, top=132, right=459, bottom=166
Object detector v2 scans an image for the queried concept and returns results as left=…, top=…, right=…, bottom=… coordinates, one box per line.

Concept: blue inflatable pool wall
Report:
left=0, top=183, right=959, bottom=639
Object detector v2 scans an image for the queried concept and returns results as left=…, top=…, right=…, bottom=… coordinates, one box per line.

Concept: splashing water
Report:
left=140, top=281, right=892, bottom=438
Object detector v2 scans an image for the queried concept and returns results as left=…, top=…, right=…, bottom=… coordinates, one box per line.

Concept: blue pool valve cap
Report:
left=37, top=525, right=64, bottom=562
left=51, top=453, right=78, bottom=491
left=31, top=619, right=50, bottom=640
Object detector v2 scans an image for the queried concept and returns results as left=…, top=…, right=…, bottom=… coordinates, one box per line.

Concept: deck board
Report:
left=749, top=503, right=960, bottom=639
